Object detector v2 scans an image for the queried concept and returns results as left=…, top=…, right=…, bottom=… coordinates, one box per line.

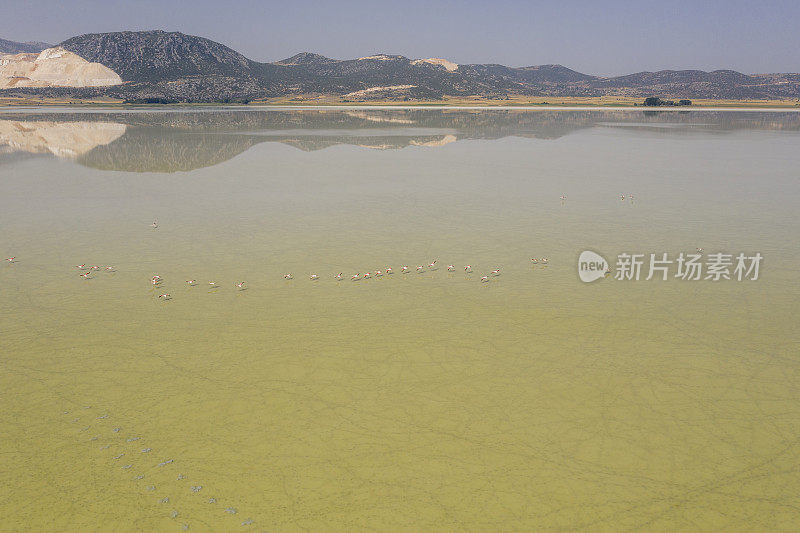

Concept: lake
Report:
left=1, top=107, right=799, bottom=530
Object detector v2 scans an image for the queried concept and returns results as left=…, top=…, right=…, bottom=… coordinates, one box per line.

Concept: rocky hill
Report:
left=59, top=30, right=258, bottom=81
left=0, top=47, right=122, bottom=89
left=2, top=30, right=799, bottom=102
left=0, top=38, right=52, bottom=54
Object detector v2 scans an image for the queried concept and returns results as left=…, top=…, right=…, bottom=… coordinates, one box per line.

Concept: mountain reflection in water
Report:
left=1, top=108, right=799, bottom=172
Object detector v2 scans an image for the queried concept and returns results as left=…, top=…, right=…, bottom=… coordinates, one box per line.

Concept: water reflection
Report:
left=0, top=119, right=125, bottom=158
left=1, top=108, right=799, bottom=172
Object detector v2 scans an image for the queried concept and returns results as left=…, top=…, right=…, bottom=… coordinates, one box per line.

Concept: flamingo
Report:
left=696, top=247, right=704, bottom=253
left=158, top=294, right=170, bottom=300
left=620, top=195, right=626, bottom=201
left=447, top=265, right=455, bottom=271
left=464, top=265, right=472, bottom=272
left=480, top=276, right=489, bottom=282
left=208, top=281, right=217, bottom=287
left=151, top=220, right=158, bottom=228
left=284, top=274, right=292, bottom=279
left=428, top=260, right=437, bottom=269
left=385, top=267, right=393, bottom=274
left=375, top=270, right=383, bottom=277
left=186, top=279, right=196, bottom=285
left=5, top=257, right=14, bottom=263
left=76, top=264, right=86, bottom=269
left=401, top=266, right=409, bottom=273
left=351, top=274, right=360, bottom=281
left=540, top=258, right=548, bottom=264
left=80, top=272, right=91, bottom=279
left=416, top=265, right=424, bottom=272
left=335, top=273, right=343, bottom=280
left=491, top=269, right=501, bottom=276
left=236, top=281, right=246, bottom=289
left=105, top=266, right=115, bottom=271
left=310, top=274, right=319, bottom=280
left=363, top=272, right=371, bottom=279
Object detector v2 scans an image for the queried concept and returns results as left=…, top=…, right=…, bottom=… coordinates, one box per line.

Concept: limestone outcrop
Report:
left=0, top=47, right=122, bottom=89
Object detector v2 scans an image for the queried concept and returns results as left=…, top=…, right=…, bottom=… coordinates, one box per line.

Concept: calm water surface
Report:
left=1, top=108, right=799, bottom=530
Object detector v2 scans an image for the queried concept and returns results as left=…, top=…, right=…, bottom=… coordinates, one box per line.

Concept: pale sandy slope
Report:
left=0, top=46, right=122, bottom=88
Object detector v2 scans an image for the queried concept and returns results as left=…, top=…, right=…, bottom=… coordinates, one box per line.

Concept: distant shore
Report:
left=2, top=94, right=800, bottom=109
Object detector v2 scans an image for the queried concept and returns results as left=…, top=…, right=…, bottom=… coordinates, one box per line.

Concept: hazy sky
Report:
left=2, top=0, right=799, bottom=75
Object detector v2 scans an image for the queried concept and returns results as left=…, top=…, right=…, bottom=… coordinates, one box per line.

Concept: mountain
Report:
left=0, top=38, right=52, bottom=54
left=462, top=63, right=596, bottom=84
left=2, top=30, right=799, bottom=102
left=59, top=30, right=257, bottom=81
left=276, top=52, right=338, bottom=66
left=591, top=69, right=800, bottom=99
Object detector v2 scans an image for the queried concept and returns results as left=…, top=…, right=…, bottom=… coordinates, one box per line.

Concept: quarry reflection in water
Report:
left=1, top=107, right=799, bottom=531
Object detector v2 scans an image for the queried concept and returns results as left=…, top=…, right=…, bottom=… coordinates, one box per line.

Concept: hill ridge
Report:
left=1, top=30, right=798, bottom=102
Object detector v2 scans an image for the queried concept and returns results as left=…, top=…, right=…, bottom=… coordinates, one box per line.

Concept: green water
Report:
left=1, top=108, right=799, bottom=531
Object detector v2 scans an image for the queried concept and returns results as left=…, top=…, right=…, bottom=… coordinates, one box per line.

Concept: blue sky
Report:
left=2, top=0, right=798, bottom=75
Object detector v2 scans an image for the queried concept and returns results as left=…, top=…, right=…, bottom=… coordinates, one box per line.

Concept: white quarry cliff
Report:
left=0, top=46, right=122, bottom=88
left=411, top=58, right=458, bottom=72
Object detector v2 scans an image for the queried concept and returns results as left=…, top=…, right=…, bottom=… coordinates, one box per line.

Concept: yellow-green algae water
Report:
left=1, top=108, right=799, bottom=531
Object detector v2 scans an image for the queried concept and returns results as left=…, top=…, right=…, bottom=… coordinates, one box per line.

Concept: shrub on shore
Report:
left=643, top=97, right=692, bottom=107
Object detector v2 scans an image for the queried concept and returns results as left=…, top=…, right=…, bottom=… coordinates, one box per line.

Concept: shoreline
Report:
left=2, top=95, right=800, bottom=110
left=2, top=104, right=800, bottom=113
